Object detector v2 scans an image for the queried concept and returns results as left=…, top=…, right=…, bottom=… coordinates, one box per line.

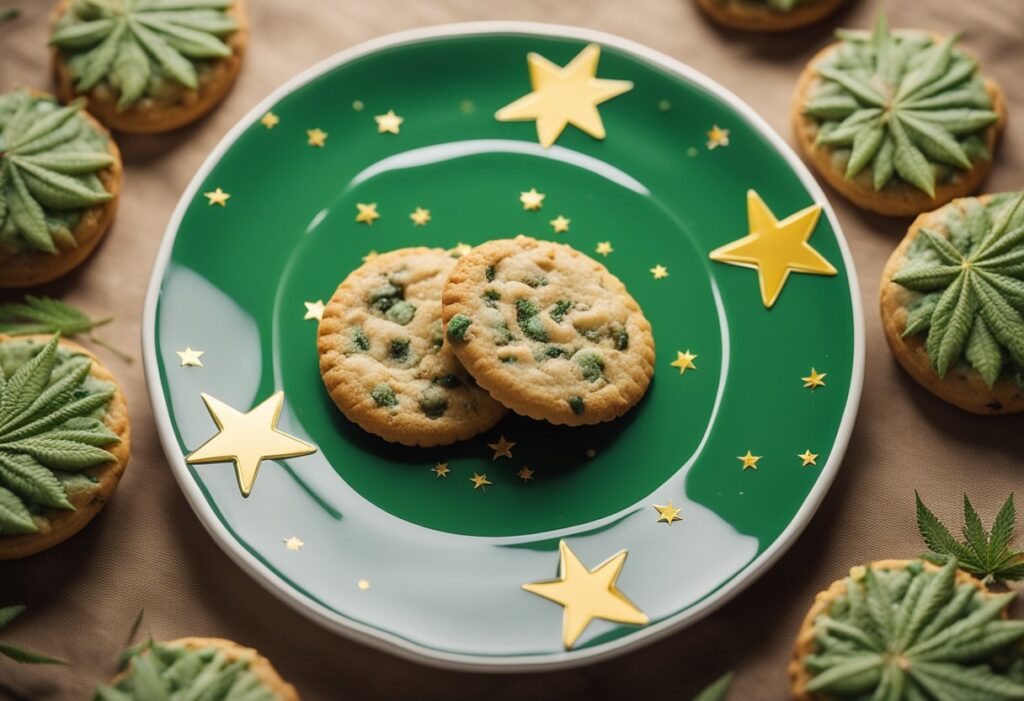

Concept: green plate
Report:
left=143, top=22, right=863, bottom=670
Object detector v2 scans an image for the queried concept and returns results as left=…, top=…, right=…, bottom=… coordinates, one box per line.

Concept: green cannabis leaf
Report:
left=893, top=193, right=1024, bottom=387
left=694, top=672, right=733, bottom=701
left=0, top=296, right=130, bottom=363
left=50, top=0, right=239, bottom=112
left=804, top=15, right=998, bottom=197
left=916, top=491, right=1024, bottom=585
left=0, top=605, right=67, bottom=665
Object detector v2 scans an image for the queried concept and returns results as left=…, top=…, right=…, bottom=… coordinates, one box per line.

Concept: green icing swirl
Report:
left=50, top=0, right=239, bottom=111
left=0, top=90, right=113, bottom=254
left=893, top=192, right=1024, bottom=389
left=804, top=15, right=998, bottom=197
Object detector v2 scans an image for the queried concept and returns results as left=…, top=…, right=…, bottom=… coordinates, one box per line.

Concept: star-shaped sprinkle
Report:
left=496, top=44, right=633, bottom=148
left=260, top=111, right=279, bottom=129
left=303, top=300, right=325, bottom=321
left=186, top=392, right=317, bottom=497
left=357, top=579, right=370, bottom=590
left=550, top=215, right=570, bottom=233
left=488, top=435, right=515, bottom=459
left=650, top=264, right=669, bottom=280
left=802, top=368, right=827, bottom=389
left=595, top=241, right=613, bottom=256
left=522, top=540, right=648, bottom=649
left=375, top=109, right=404, bottom=134
left=450, top=242, right=472, bottom=257
left=738, top=451, right=761, bottom=471
left=355, top=203, right=379, bottom=225
left=432, top=462, right=450, bottom=478
left=670, top=350, right=697, bottom=375
left=283, top=536, right=303, bottom=551
left=470, top=472, right=492, bottom=490
left=410, top=207, right=431, bottom=226
left=176, top=346, right=204, bottom=367
left=204, top=188, right=230, bottom=207
left=799, top=450, right=819, bottom=467
left=520, top=188, right=545, bottom=211
left=362, top=250, right=378, bottom=262
left=653, top=501, right=683, bottom=525
left=307, top=128, right=327, bottom=147
left=518, top=466, right=535, bottom=481
left=709, top=190, right=836, bottom=309
left=706, top=125, right=730, bottom=150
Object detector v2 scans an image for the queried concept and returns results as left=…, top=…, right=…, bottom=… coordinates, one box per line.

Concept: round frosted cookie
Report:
left=318, top=247, right=506, bottom=447
left=441, top=236, right=655, bottom=426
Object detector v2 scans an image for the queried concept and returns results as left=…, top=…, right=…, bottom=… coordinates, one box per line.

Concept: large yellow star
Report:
left=495, top=44, right=633, bottom=148
left=522, top=540, right=648, bottom=649
left=186, top=392, right=317, bottom=497
left=709, top=190, right=836, bottom=309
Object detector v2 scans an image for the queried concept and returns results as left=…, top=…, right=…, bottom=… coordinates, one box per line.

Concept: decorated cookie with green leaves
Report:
left=50, top=0, right=248, bottom=134
left=0, top=90, right=121, bottom=288
left=881, top=192, right=1024, bottom=414
left=793, top=15, right=1005, bottom=216
left=695, top=0, right=846, bottom=32
left=0, top=335, right=129, bottom=560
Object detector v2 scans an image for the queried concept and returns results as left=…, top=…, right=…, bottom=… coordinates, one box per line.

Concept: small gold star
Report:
left=355, top=203, right=379, bottom=225
left=650, top=264, right=669, bottom=280
left=520, top=188, right=545, bottom=211
left=470, top=472, right=492, bottom=490
left=362, top=250, right=378, bottom=262
left=375, top=109, right=404, bottom=134
left=432, top=462, right=450, bottom=478
left=670, top=350, right=697, bottom=375
left=706, top=125, right=730, bottom=149
left=260, top=111, right=279, bottom=129
left=357, top=579, right=371, bottom=590
left=738, top=451, right=761, bottom=471
left=518, top=466, right=535, bottom=481
left=307, top=128, right=327, bottom=147
left=802, top=368, right=827, bottom=389
left=204, top=188, right=230, bottom=207
left=176, top=346, right=204, bottom=367
left=303, top=300, right=325, bottom=321
left=550, top=215, right=570, bottom=233
left=450, top=242, right=473, bottom=257
left=595, top=241, right=613, bottom=256
left=283, top=536, right=304, bottom=551
left=410, top=207, right=431, bottom=226
left=799, top=450, right=819, bottom=467
left=653, top=501, right=683, bottom=525
left=488, top=435, right=515, bottom=460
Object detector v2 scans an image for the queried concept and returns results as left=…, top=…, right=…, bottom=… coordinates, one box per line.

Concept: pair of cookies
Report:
left=317, top=237, right=656, bottom=447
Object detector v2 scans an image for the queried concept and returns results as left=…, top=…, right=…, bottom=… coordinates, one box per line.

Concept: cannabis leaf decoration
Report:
left=0, top=91, right=114, bottom=254
left=893, top=193, right=1024, bottom=386
left=51, top=0, right=239, bottom=111
left=0, top=296, right=130, bottom=363
left=804, top=15, right=998, bottom=197
left=0, top=605, right=66, bottom=665
left=804, top=559, right=1024, bottom=699
left=0, top=336, right=118, bottom=534
left=916, top=492, right=1024, bottom=585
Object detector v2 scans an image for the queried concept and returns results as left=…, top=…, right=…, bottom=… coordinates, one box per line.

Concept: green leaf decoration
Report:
left=51, top=0, right=239, bottom=111
left=95, top=640, right=279, bottom=701
left=804, top=14, right=998, bottom=196
left=693, top=672, right=733, bottom=701
left=892, top=192, right=1024, bottom=387
left=0, top=296, right=112, bottom=337
left=0, top=336, right=118, bottom=535
left=804, top=558, right=1024, bottom=699
left=0, top=605, right=67, bottom=664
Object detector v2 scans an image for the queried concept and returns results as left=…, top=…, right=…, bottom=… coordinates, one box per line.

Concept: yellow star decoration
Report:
left=432, top=462, right=450, bottom=478
left=470, top=472, right=492, bottom=490
left=450, top=242, right=473, bottom=257
left=362, top=250, right=378, bottom=263
left=518, top=466, right=535, bottom=482
left=670, top=350, right=697, bottom=376
left=709, top=190, right=836, bottom=309
left=283, top=536, right=303, bottom=551
left=375, top=109, right=404, bottom=134
left=738, top=451, right=761, bottom=471
left=303, top=300, right=325, bottom=321
left=520, top=188, right=545, bottom=211
left=650, top=264, right=669, bottom=280
left=488, top=435, right=515, bottom=460
left=706, top=124, right=730, bottom=150
left=204, top=188, right=230, bottom=207
left=799, top=450, right=819, bottom=467
left=306, top=128, right=327, bottom=147
left=653, top=501, right=683, bottom=526
left=355, top=202, right=379, bottom=225
left=410, top=207, right=431, bottom=226
left=176, top=346, right=204, bottom=368
left=260, top=111, right=279, bottom=129
left=496, top=44, right=633, bottom=148
left=595, top=241, right=613, bottom=256
left=186, top=392, right=317, bottom=498
left=357, top=579, right=371, bottom=590
left=802, top=368, right=827, bottom=389
left=522, top=540, right=648, bottom=649
left=550, top=215, right=571, bottom=234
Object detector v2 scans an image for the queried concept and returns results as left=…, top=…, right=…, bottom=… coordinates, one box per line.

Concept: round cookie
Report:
left=695, top=0, right=846, bottom=33
left=318, top=247, right=506, bottom=447
left=441, top=236, right=655, bottom=426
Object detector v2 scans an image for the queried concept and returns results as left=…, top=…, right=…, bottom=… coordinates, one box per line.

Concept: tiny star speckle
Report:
left=518, top=466, right=535, bottom=481
left=706, top=125, right=730, bottom=149
left=654, top=501, right=683, bottom=525
left=307, top=128, right=327, bottom=147
left=450, top=242, right=472, bottom=257
left=739, top=451, right=761, bottom=471
left=204, top=188, right=229, bottom=207
left=650, top=264, right=669, bottom=280
left=375, top=109, right=404, bottom=134
left=355, top=203, right=379, bottom=225
left=410, top=207, right=431, bottom=226
left=520, top=188, right=545, bottom=211
left=362, top=250, right=378, bottom=262
left=671, top=350, right=697, bottom=375
left=283, top=537, right=304, bottom=551
left=488, top=435, right=515, bottom=459
left=260, top=112, right=279, bottom=129
left=802, top=368, right=827, bottom=390
left=550, top=215, right=570, bottom=233
left=357, top=579, right=370, bottom=590
left=176, top=346, right=204, bottom=367
left=304, top=300, right=325, bottom=321
left=799, top=450, right=819, bottom=467
left=471, top=472, right=492, bottom=490
left=432, top=462, right=450, bottom=478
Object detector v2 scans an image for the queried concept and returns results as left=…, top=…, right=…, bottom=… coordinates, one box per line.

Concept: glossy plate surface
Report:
left=143, top=22, right=863, bottom=670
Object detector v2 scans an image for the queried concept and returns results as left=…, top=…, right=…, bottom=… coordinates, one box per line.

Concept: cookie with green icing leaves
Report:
left=789, top=558, right=1024, bottom=701
left=0, top=90, right=122, bottom=288
left=318, top=247, right=506, bottom=447
left=50, top=0, right=248, bottom=134
left=881, top=192, right=1024, bottom=415
left=793, top=16, right=1005, bottom=216
left=442, top=236, right=655, bottom=426
left=695, top=0, right=846, bottom=32
left=0, top=334, right=130, bottom=560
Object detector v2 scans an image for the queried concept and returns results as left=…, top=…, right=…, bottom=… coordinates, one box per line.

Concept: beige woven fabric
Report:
left=1, top=0, right=1022, bottom=698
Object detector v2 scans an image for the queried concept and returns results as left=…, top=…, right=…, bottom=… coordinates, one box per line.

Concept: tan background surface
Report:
left=1, top=0, right=1022, bottom=698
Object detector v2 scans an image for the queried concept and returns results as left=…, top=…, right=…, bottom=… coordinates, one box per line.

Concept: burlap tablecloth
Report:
left=1, top=0, right=1022, bottom=698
